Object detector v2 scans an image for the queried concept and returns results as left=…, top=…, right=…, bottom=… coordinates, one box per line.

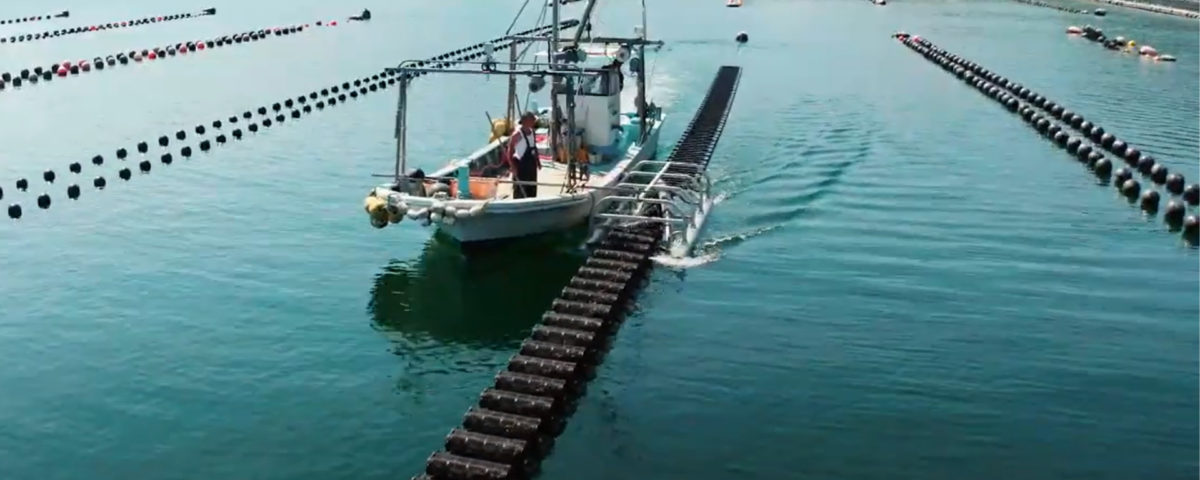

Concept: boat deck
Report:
left=492, top=162, right=605, bottom=199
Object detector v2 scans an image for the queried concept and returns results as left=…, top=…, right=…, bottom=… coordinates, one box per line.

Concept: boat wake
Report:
left=649, top=190, right=760, bottom=269
left=651, top=251, right=719, bottom=268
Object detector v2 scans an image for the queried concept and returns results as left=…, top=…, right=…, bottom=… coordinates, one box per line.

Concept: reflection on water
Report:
left=368, top=233, right=587, bottom=350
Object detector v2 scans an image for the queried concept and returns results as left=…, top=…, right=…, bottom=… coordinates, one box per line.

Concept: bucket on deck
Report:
left=448, top=177, right=500, bottom=199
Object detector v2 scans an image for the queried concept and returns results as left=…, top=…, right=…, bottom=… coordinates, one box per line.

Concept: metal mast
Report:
left=393, top=73, right=410, bottom=183
left=637, top=0, right=648, bottom=142
left=548, top=0, right=562, bottom=185
left=564, top=0, right=601, bottom=192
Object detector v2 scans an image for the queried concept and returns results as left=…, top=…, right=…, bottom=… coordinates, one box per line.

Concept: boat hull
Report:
left=435, top=194, right=599, bottom=243
left=372, top=114, right=664, bottom=245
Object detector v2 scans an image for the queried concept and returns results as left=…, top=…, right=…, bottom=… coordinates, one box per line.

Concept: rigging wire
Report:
left=518, top=2, right=549, bottom=114
left=504, top=0, right=533, bottom=35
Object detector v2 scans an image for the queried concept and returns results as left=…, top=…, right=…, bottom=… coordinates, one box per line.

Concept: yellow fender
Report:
left=489, top=118, right=513, bottom=143
left=364, top=195, right=390, bottom=228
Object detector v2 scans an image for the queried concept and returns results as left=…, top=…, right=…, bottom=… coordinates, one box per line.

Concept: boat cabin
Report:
left=394, top=45, right=654, bottom=202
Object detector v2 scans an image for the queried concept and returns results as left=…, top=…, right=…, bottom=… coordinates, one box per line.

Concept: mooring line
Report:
left=0, top=11, right=69, bottom=26
left=0, top=8, right=216, bottom=46
left=1, top=22, right=578, bottom=221
left=896, top=32, right=1199, bottom=244
left=1, top=20, right=349, bottom=90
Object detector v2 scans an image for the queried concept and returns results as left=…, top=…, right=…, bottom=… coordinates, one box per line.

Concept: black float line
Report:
left=410, top=66, right=742, bottom=480
left=1009, top=0, right=1092, bottom=14
left=0, top=11, right=68, bottom=25
left=0, top=8, right=216, bottom=46
left=1088, top=0, right=1199, bottom=19
left=897, top=33, right=1200, bottom=244
left=0, top=21, right=338, bottom=91
left=2, top=22, right=575, bottom=221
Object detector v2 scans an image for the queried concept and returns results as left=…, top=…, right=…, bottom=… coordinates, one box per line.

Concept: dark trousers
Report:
left=513, top=159, right=538, bottom=199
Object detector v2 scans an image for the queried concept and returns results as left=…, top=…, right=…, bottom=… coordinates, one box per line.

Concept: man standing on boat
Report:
left=507, top=111, right=541, bottom=199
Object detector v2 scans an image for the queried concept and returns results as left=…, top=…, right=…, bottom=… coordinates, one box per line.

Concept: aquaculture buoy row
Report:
left=2, top=22, right=577, bottom=221
left=1090, top=0, right=1199, bottom=18
left=407, top=66, right=742, bottom=480
left=895, top=32, right=1200, bottom=244
left=1068, top=24, right=1175, bottom=61
left=378, top=19, right=577, bottom=83
left=0, top=11, right=68, bottom=25
left=1009, top=0, right=1091, bottom=14
left=1, top=8, right=216, bottom=45
left=0, top=22, right=328, bottom=91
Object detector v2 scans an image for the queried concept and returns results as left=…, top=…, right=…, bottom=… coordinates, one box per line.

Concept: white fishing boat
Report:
left=364, top=0, right=670, bottom=245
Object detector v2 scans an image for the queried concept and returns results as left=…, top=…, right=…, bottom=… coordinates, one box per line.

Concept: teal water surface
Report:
left=0, top=0, right=1197, bottom=479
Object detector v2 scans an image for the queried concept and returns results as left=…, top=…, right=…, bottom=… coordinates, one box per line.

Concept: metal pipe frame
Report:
left=388, top=62, right=599, bottom=78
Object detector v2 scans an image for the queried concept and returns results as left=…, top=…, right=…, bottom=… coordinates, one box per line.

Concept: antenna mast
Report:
left=548, top=0, right=562, bottom=189
left=637, top=0, right=648, bottom=142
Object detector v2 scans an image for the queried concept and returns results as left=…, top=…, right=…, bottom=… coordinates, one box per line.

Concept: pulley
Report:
left=628, top=56, right=644, bottom=75
left=613, top=46, right=631, bottom=63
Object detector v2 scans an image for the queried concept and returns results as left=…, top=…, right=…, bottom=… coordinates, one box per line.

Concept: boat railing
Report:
left=372, top=172, right=647, bottom=201
left=587, top=158, right=712, bottom=250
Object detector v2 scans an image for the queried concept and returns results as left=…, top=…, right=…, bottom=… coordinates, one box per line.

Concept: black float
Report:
left=896, top=32, right=1199, bottom=245
left=1008, top=0, right=1090, bottom=14
left=5, top=22, right=579, bottom=221
left=0, top=11, right=69, bottom=25
left=0, top=9, right=216, bottom=47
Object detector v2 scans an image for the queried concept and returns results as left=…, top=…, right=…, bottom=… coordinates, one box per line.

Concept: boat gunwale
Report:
left=379, top=110, right=666, bottom=214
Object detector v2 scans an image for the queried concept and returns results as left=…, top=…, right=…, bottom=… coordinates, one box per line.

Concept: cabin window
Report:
left=597, top=70, right=620, bottom=96
left=553, top=71, right=620, bottom=97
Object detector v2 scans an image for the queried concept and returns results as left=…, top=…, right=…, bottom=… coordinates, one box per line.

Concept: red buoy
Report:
left=81, top=62, right=91, bottom=72
left=196, top=42, right=205, bottom=50
left=329, top=20, right=337, bottom=26
left=89, top=25, right=96, bottom=31
left=61, top=61, right=71, bottom=69
left=120, top=21, right=127, bottom=26
left=148, top=51, right=157, bottom=60
left=157, top=16, right=163, bottom=21
left=56, top=67, right=67, bottom=77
